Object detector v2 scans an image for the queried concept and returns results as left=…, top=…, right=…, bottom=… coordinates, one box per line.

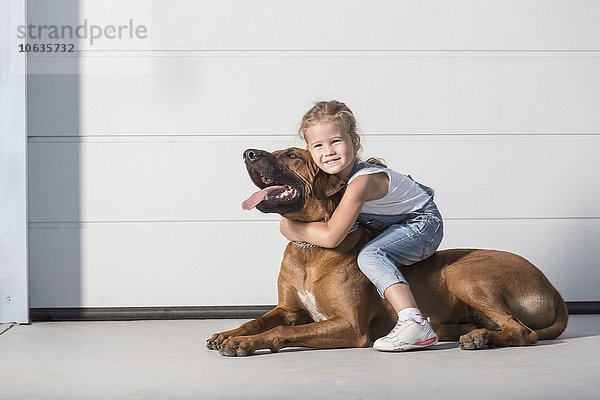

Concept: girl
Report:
left=279, top=100, right=443, bottom=352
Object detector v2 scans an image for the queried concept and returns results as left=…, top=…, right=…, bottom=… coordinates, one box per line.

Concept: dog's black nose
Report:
left=243, top=149, right=265, bottom=162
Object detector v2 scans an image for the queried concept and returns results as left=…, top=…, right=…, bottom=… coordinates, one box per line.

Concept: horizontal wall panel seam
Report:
left=28, top=50, right=600, bottom=56
left=27, top=134, right=600, bottom=142
left=29, top=217, right=600, bottom=228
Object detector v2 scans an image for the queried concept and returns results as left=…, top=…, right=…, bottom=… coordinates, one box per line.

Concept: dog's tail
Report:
left=534, top=289, right=569, bottom=340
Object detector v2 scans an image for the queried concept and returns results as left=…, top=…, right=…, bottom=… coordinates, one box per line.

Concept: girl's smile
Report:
left=305, top=121, right=358, bottom=180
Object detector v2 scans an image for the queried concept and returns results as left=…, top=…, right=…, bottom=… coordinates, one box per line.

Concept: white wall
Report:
left=27, top=0, right=600, bottom=307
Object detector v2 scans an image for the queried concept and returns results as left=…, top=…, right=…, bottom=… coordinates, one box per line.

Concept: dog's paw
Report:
left=218, top=337, right=255, bottom=357
left=206, top=338, right=218, bottom=350
left=459, top=330, right=489, bottom=350
left=218, top=344, right=253, bottom=357
left=206, top=331, right=234, bottom=350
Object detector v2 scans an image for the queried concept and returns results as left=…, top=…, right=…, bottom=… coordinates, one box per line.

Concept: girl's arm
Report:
left=280, top=173, right=388, bottom=248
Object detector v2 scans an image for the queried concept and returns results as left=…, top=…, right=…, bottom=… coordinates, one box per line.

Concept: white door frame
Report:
left=0, top=0, right=29, bottom=324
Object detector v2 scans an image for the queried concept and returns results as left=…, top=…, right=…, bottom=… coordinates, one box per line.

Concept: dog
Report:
left=206, top=147, right=568, bottom=356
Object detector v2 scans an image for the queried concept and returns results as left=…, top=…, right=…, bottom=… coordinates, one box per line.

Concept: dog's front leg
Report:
left=206, top=306, right=308, bottom=350
left=218, top=318, right=366, bottom=357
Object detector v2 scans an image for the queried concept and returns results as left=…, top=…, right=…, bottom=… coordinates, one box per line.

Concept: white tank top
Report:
left=347, top=165, right=432, bottom=215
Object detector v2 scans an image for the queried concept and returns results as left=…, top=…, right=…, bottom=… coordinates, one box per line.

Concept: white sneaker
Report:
left=373, top=316, right=438, bottom=352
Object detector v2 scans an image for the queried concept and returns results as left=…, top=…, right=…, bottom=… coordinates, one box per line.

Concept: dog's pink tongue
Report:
left=242, top=186, right=286, bottom=210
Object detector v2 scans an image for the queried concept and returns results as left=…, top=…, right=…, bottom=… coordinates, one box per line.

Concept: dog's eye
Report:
left=286, top=152, right=298, bottom=159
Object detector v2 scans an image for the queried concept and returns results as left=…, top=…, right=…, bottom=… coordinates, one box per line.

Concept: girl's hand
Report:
left=279, top=217, right=304, bottom=241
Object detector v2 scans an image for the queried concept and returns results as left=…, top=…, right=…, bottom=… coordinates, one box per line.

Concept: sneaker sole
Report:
left=374, top=336, right=438, bottom=352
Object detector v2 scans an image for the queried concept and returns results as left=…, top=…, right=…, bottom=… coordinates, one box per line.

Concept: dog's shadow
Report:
left=431, top=341, right=459, bottom=350
left=556, top=332, right=600, bottom=340
left=251, top=341, right=461, bottom=355
left=248, top=339, right=573, bottom=356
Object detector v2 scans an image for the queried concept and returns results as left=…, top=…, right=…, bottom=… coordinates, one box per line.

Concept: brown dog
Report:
left=206, top=147, right=568, bottom=356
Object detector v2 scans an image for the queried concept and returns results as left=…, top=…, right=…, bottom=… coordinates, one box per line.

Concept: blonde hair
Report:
left=298, top=100, right=387, bottom=167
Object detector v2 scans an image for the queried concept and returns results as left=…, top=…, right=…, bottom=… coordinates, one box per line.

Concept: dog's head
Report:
left=242, top=147, right=346, bottom=221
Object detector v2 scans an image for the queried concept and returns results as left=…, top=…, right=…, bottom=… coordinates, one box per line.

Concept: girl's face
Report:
left=304, top=121, right=358, bottom=180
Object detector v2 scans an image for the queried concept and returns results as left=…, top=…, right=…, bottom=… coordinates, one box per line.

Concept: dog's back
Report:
left=399, top=249, right=568, bottom=343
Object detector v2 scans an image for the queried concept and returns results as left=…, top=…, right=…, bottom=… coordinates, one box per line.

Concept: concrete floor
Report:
left=1, top=315, right=599, bottom=400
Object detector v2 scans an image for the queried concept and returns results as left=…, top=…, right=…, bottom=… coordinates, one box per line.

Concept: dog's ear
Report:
left=312, top=171, right=346, bottom=200
left=306, top=154, right=321, bottom=182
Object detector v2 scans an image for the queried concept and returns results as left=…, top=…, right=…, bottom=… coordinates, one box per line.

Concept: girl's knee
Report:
left=357, top=246, right=383, bottom=275
left=356, top=248, right=372, bottom=273
left=357, top=246, right=400, bottom=281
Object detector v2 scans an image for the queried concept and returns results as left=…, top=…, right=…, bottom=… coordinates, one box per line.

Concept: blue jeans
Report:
left=356, top=199, right=443, bottom=297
